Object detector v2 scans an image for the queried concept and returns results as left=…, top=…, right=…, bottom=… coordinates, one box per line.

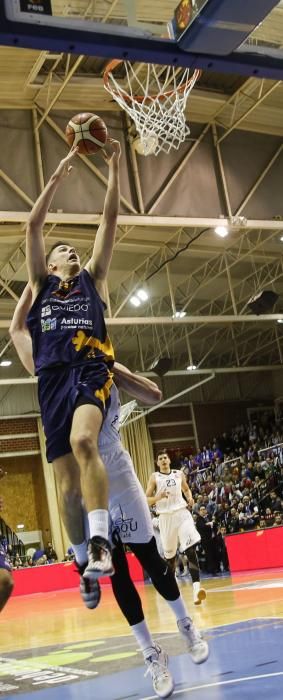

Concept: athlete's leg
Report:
left=185, top=546, right=200, bottom=582
left=111, top=538, right=144, bottom=626
left=184, top=545, right=206, bottom=605
left=53, top=453, right=99, bottom=605
left=70, top=403, right=107, bottom=512
left=131, top=538, right=181, bottom=602
left=131, top=537, right=209, bottom=665
left=177, top=511, right=207, bottom=605
left=70, top=403, right=113, bottom=579
left=0, top=569, right=13, bottom=612
left=110, top=537, right=174, bottom=698
left=53, top=453, right=85, bottom=545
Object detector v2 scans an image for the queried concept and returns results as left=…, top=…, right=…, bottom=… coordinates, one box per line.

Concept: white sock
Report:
left=72, top=541, right=88, bottom=566
left=131, top=620, right=155, bottom=654
left=88, top=509, right=109, bottom=540
left=166, top=594, right=189, bottom=622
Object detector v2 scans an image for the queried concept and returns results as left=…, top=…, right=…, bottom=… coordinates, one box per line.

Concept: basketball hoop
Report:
left=104, top=59, right=201, bottom=156
left=119, top=400, right=139, bottom=427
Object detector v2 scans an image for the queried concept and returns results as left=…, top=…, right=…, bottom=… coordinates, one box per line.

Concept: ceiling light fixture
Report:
left=215, top=225, right=229, bottom=238
left=173, top=310, right=186, bottom=319
left=136, top=289, right=148, bottom=301
left=0, top=360, right=12, bottom=367
left=187, top=364, right=197, bottom=371
left=130, top=295, right=141, bottom=307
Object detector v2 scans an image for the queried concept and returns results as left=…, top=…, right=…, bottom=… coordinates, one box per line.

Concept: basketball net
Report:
left=104, top=60, right=201, bottom=156
left=119, top=400, right=141, bottom=427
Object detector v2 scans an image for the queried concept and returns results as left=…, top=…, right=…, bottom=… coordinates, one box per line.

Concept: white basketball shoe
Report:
left=144, top=644, right=174, bottom=698
left=177, top=617, right=209, bottom=664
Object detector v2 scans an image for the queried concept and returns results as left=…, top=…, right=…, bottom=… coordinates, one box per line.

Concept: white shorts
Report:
left=159, top=507, right=201, bottom=559
left=100, top=443, right=154, bottom=545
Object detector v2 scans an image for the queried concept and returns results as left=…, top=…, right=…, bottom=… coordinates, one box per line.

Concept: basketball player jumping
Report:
left=25, top=140, right=120, bottom=582
left=146, top=451, right=207, bottom=605
left=10, top=290, right=209, bottom=699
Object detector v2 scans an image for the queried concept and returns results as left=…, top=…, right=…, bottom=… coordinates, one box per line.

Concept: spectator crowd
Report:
left=170, top=413, right=283, bottom=575
left=0, top=540, right=59, bottom=570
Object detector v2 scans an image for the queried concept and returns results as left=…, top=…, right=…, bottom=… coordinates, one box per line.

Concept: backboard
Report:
left=1, top=0, right=283, bottom=79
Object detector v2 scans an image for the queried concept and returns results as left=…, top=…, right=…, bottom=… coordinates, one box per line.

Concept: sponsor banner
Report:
left=226, top=525, right=283, bottom=572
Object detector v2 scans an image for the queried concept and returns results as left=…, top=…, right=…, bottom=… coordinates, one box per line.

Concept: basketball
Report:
left=65, top=113, right=108, bottom=154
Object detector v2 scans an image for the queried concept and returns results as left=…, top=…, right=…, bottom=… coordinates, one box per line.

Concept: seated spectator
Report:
left=32, top=548, right=45, bottom=564
left=181, top=454, right=195, bottom=480
left=195, top=449, right=203, bottom=467
left=203, top=494, right=216, bottom=518
left=269, top=491, right=282, bottom=512
left=252, top=475, right=266, bottom=502
left=227, top=507, right=240, bottom=534
left=203, top=474, right=214, bottom=495
left=214, top=457, right=223, bottom=479
left=258, top=517, right=267, bottom=529
left=264, top=508, right=274, bottom=526
left=35, top=554, right=48, bottom=566
left=273, top=512, right=282, bottom=526
left=219, top=480, right=234, bottom=503
left=44, top=542, right=58, bottom=563
left=237, top=498, right=258, bottom=530
left=193, top=494, right=204, bottom=514
left=212, top=446, right=223, bottom=461
left=13, top=553, right=23, bottom=569
left=201, top=446, right=213, bottom=466
left=65, top=546, right=75, bottom=561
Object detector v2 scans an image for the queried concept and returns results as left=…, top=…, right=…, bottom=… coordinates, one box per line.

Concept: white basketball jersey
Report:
left=98, top=383, right=121, bottom=450
left=155, top=470, right=186, bottom=514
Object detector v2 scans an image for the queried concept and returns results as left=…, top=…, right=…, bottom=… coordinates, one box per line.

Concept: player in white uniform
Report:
left=10, top=288, right=209, bottom=699
left=146, top=450, right=206, bottom=605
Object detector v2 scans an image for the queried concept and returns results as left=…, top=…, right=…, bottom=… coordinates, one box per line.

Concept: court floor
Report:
left=0, top=568, right=283, bottom=699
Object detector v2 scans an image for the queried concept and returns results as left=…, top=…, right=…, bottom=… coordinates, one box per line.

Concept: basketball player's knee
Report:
left=142, top=542, right=169, bottom=578
left=185, top=545, right=198, bottom=564
left=131, top=539, right=166, bottom=577
left=166, top=556, right=176, bottom=573
left=70, top=430, right=97, bottom=462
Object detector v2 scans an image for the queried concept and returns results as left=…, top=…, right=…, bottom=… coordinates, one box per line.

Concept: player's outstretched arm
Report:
left=114, top=361, right=162, bottom=405
left=9, top=284, right=35, bottom=375
left=26, top=147, right=79, bottom=296
left=85, top=139, right=121, bottom=300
